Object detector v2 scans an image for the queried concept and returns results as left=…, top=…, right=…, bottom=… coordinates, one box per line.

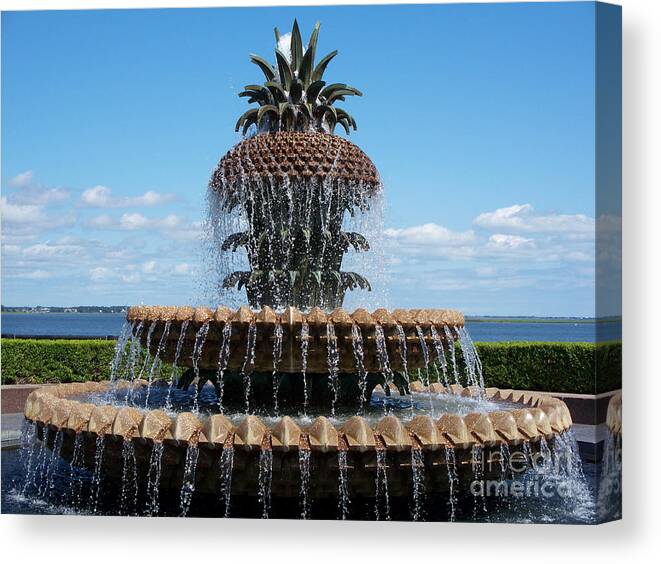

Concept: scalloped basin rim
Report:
left=125, top=305, right=466, bottom=327
left=24, top=380, right=573, bottom=451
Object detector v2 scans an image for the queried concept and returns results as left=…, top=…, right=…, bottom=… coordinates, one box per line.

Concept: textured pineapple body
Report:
left=211, top=131, right=380, bottom=189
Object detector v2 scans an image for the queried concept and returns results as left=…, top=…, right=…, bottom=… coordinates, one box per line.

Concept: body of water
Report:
left=0, top=312, right=620, bottom=342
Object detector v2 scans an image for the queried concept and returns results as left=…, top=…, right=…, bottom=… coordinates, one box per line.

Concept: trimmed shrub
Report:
left=1, top=339, right=116, bottom=385
left=0, top=338, right=621, bottom=393
left=472, top=341, right=621, bottom=394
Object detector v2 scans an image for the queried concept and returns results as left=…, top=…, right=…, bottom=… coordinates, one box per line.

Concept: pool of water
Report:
left=73, top=384, right=519, bottom=427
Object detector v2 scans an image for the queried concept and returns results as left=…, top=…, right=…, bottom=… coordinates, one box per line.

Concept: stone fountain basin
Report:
left=126, top=305, right=465, bottom=373
left=24, top=381, right=572, bottom=498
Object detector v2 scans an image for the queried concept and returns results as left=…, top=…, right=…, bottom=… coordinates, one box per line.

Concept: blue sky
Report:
left=1, top=2, right=614, bottom=316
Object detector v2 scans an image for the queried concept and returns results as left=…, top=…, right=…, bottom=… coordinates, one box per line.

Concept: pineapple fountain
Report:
left=22, top=21, right=577, bottom=520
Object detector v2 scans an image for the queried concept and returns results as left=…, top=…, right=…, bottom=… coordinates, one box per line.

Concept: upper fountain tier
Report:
left=210, top=131, right=381, bottom=191
left=126, top=305, right=464, bottom=374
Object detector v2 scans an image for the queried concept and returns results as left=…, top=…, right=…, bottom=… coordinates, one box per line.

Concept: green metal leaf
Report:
left=288, top=270, right=298, bottom=286
left=234, top=108, right=258, bottom=132
left=299, top=22, right=320, bottom=85
left=327, top=89, right=361, bottom=104
left=289, top=79, right=303, bottom=103
left=305, top=80, right=326, bottom=103
left=221, top=232, right=250, bottom=252
left=311, top=50, right=338, bottom=83
left=249, top=54, right=276, bottom=81
left=265, top=81, right=288, bottom=103
left=291, top=19, right=303, bottom=72
left=257, top=104, right=279, bottom=123
left=337, top=118, right=351, bottom=135
left=275, top=48, right=293, bottom=89
left=242, top=116, right=258, bottom=136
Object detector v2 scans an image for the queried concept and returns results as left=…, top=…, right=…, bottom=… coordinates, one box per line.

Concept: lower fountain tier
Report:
left=126, top=305, right=465, bottom=373
left=33, top=421, right=558, bottom=498
left=24, top=381, right=573, bottom=497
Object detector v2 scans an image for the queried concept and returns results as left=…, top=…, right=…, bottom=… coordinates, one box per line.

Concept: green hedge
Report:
left=0, top=338, right=621, bottom=394
left=471, top=341, right=621, bottom=394
left=1, top=339, right=116, bottom=385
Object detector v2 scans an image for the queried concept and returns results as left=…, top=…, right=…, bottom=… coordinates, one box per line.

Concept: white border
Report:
left=2, top=0, right=660, bottom=561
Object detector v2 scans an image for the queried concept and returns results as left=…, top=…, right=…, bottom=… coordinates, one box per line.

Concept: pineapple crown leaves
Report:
left=236, top=19, right=362, bottom=136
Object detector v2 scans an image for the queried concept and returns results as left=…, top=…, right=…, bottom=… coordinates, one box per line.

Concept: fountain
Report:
left=21, top=20, right=577, bottom=520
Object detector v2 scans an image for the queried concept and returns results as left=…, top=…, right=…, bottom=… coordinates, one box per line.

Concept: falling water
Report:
left=538, top=436, right=553, bottom=469
left=20, top=422, right=38, bottom=496
left=300, top=321, right=310, bottom=414
left=471, top=445, right=487, bottom=519
left=326, top=323, right=340, bottom=417
left=415, top=325, right=435, bottom=417
left=395, top=323, right=410, bottom=387
left=145, top=320, right=171, bottom=406
left=31, top=427, right=51, bottom=494
left=242, top=321, right=257, bottom=413
left=375, top=449, right=391, bottom=521
left=179, top=444, right=199, bottom=517
left=108, top=322, right=133, bottom=390
left=338, top=450, right=351, bottom=520
left=119, top=439, right=139, bottom=516
left=598, top=432, right=622, bottom=520
left=522, top=440, right=533, bottom=466
left=498, top=443, right=513, bottom=510
left=374, top=324, right=394, bottom=391
left=258, top=448, right=273, bottom=519
left=299, top=448, right=311, bottom=519
left=219, top=442, right=234, bottom=518
left=410, top=447, right=426, bottom=521
left=430, top=325, right=450, bottom=388
left=272, top=323, right=284, bottom=413
left=124, top=321, right=145, bottom=404
left=130, top=321, right=156, bottom=404
left=458, top=327, right=485, bottom=390
left=216, top=322, right=233, bottom=413
left=443, top=326, right=460, bottom=384
left=445, top=445, right=458, bottom=522
left=191, top=322, right=210, bottom=412
left=41, top=429, right=63, bottom=500
left=68, top=432, right=86, bottom=510
left=166, top=320, right=189, bottom=410
left=145, top=442, right=165, bottom=516
left=351, top=323, right=368, bottom=413
left=90, top=434, right=106, bottom=514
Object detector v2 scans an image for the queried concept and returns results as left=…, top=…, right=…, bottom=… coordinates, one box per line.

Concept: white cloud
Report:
left=23, top=242, right=86, bottom=257
left=89, top=267, right=111, bottom=281
left=23, top=270, right=52, bottom=280
left=80, top=185, right=175, bottom=208
left=7, top=171, right=70, bottom=205
left=9, top=171, right=34, bottom=188
left=0, top=197, right=44, bottom=225
left=487, top=233, right=535, bottom=250
left=86, top=212, right=183, bottom=231
left=174, top=263, right=193, bottom=274
left=141, top=260, right=157, bottom=274
left=384, top=223, right=475, bottom=245
left=1, top=198, right=75, bottom=233
left=474, top=204, right=594, bottom=234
